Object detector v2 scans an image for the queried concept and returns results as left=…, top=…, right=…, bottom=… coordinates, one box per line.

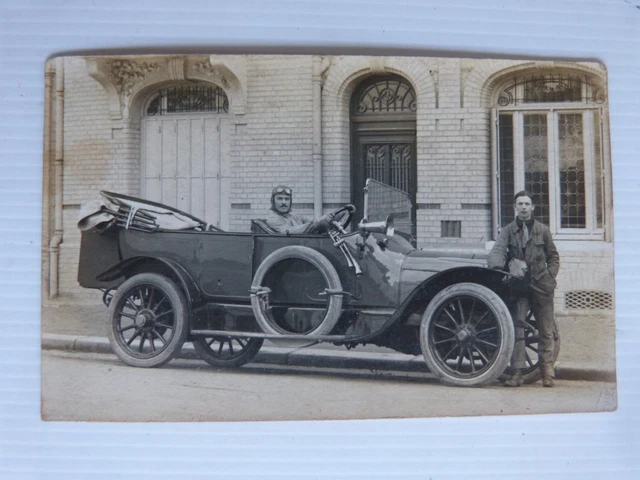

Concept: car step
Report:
left=190, top=329, right=361, bottom=342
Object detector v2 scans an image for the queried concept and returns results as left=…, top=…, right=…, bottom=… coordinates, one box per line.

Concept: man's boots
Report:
left=504, top=369, right=523, bottom=387
left=541, top=363, right=555, bottom=388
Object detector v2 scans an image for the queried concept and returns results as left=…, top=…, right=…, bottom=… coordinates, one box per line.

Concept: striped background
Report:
left=1, top=1, right=639, bottom=478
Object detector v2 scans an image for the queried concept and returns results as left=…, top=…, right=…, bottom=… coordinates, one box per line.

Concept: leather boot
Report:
left=541, top=363, right=555, bottom=388
left=504, top=369, right=523, bottom=387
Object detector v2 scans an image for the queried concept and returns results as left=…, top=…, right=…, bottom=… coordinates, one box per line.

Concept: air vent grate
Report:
left=565, top=290, right=612, bottom=310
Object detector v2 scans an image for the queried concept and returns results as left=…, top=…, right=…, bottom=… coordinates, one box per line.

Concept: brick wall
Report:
left=48, top=54, right=613, bottom=308
left=228, top=55, right=314, bottom=231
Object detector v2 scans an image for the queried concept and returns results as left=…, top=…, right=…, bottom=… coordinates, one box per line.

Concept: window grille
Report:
left=441, top=221, right=461, bottom=238
left=146, top=85, right=229, bottom=115
left=364, top=144, right=413, bottom=195
left=565, top=291, right=612, bottom=310
left=354, top=78, right=416, bottom=114
left=497, top=74, right=605, bottom=106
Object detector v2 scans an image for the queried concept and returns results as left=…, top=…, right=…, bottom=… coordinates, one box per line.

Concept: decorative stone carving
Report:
left=105, top=59, right=160, bottom=99
left=194, top=59, right=230, bottom=88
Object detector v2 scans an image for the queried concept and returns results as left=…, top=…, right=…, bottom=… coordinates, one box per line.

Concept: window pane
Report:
left=558, top=113, right=586, bottom=228
left=594, top=111, right=603, bottom=229
left=523, top=114, right=550, bottom=226
left=498, top=114, right=515, bottom=227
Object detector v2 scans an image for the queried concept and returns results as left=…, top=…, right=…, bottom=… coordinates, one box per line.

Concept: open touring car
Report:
left=77, top=180, right=558, bottom=387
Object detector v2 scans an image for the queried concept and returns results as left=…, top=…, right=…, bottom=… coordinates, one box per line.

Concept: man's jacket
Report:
left=265, top=209, right=317, bottom=234
left=487, top=219, right=560, bottom=295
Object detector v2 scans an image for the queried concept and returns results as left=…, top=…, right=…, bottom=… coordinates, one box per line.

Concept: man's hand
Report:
left=508, top=258, right=528, bottom=279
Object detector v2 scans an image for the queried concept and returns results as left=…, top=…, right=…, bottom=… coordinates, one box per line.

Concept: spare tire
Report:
left=251, top=246, right=343, bottom=337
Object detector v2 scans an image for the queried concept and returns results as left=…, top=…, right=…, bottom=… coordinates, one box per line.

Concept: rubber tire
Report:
left=420, top=283, right=515, bottom=387
left=193, top=336, right=264, bottom=368
left=499, top=317, right=561, bottom=384
left=108, top=273, right=189, bottom=368
left=251, top=245, right=343, bottom=336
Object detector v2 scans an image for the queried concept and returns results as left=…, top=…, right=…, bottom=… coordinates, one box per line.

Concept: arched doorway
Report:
left=141, top=83, right=231, bottom=228
left=350, top=75, right=417, bottom=237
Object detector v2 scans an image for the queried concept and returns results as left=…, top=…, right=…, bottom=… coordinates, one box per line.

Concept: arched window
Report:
left=494, top=72, right=606, bottom=239
left=145, top=84, right=229, bottom=116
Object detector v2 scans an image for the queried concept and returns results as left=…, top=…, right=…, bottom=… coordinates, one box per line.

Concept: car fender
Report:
left=362, top=266, right=508, bottom=342
left=96, top=256, right=202, bottom=306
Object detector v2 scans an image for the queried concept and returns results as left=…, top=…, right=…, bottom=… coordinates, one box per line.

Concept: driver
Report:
left=265, top=185, right=336, bottom=234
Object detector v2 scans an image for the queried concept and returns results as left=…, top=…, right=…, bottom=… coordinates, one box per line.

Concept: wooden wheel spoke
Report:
left=125, top=298, right=139, bottom=313
left=457, top=299, right=465, bottom=325
left=126, top=329, right=142, bottom=346
left=476, top=338, right=497, bottom=348
left=152, top=296, right=167, bottom=313
left=443, top=308, right=460, bottom=328
left=139, top=333, right=147, bottom=352
left=525, top=350, right=535, bottom=367
left=475, top=326, right=497, bottom=335
left=455, top=350, right=465, bottom=372
left=468, top=349, right=476, bottom=373
left=150, top=328, right=167, bottom=345
left=435, top=323, right=456, bottom=334
left=467, top=299, right=476, bottom=325
left=469, top=310, right=489, bottom=327
left=442, top=345, right=459, bottom=362
left=119, top=324, right=136, bottom=333
left=473, top=346, right=490, bottom=365
left=154, top=309, right=174, bottom=320
left=434, top=337, right=456, bottom=345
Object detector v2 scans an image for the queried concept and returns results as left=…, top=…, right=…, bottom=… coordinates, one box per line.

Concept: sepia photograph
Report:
left=40, top=53, right=617, bottom=421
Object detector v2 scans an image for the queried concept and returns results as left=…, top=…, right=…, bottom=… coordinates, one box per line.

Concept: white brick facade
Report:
left=42, top=54, right=614, bottom=315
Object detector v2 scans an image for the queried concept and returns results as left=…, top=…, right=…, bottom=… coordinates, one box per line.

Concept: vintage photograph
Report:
left=40, top=53, right=617, bottom=421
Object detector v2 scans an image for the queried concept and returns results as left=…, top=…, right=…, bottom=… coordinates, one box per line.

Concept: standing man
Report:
left=488, top=190, right=560, bottom=387
left=265, top=185, right=335, bottom=234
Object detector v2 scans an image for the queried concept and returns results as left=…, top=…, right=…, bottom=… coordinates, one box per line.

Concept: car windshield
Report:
left=363, top=179, right=413, bottom=241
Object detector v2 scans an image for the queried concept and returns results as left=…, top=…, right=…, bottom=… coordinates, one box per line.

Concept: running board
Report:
left=190, top=329, right=360, bottom=342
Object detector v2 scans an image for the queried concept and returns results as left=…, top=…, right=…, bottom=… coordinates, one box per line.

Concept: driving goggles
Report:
left=273, top=187, right=292, bottom=195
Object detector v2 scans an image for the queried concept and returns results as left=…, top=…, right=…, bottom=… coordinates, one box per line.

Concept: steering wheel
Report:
left=328, top=204, right=355, bottom=234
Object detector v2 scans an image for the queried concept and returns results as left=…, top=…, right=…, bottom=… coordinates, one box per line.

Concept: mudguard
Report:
left=96, top=256, right=202, bottom=306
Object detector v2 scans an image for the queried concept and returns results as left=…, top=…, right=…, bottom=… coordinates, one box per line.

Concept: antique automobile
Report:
left=77, top=180, right=558, bottom=387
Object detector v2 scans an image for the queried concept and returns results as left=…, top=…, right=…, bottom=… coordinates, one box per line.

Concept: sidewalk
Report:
left=41, top=301, right=617, bottom=383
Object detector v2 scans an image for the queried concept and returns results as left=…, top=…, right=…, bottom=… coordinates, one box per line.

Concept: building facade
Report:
left=42, top=54, right=614, bottom=318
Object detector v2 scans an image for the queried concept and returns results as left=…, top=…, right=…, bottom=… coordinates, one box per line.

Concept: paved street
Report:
left=42, top=350, right=617, bottom=422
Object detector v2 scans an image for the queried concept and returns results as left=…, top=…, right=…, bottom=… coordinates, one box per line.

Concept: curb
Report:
left=41, top=333, right=616, bottom=383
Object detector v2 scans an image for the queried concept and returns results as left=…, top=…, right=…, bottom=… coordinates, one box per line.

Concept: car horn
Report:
left=358, top=215, right=395, bottom=247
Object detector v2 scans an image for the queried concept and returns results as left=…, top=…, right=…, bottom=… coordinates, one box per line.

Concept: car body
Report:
left=77, top=181, right=555, bottom=386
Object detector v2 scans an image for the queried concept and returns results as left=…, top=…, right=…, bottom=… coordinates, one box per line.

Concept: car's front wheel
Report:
left=420, top=283, right=514, bottom=387
left=108, top=273, right=189, bottom=368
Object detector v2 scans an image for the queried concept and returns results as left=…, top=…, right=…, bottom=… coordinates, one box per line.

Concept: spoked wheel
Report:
left=499, top=310, right=561, bottom=384
left=193, top=335, right=264, bottom=368
left=420, top=283, right=514, bottom=387
left=108, top=273, right=188, bottom=368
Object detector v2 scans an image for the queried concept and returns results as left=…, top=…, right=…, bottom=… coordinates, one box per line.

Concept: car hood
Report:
left=402, top=248, right=488, bottom=272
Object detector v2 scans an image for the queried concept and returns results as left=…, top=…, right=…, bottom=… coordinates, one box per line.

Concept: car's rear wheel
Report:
left=499, top=310, right=561, bottom=384
left=108, top=273, right=188, bottom=368
left=420, top=283, right=514, bottom=387
left=193, top=335, right=263, bottom=368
